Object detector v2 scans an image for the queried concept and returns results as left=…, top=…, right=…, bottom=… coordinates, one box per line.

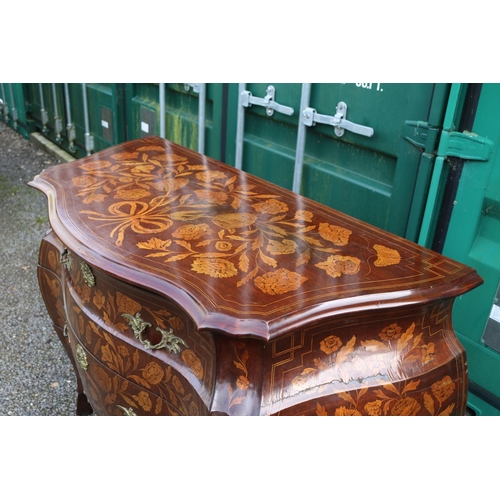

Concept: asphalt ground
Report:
left=0, top=122, right=77, bottom=415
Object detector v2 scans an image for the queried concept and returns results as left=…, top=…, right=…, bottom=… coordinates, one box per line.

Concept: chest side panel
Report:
left=263, top=301, right=467, bottom=416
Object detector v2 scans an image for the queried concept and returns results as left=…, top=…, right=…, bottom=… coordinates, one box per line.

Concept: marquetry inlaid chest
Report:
left=30, top=136, right=483, bottom=416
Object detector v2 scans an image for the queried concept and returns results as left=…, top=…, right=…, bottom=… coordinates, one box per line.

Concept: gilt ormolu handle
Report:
left=122, top=312, right=188, bottom=353
left=117, top=405, right=136, bottom=416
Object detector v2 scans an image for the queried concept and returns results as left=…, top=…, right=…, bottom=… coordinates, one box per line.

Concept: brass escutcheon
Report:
left=60, top=248, right=72, bottom=271
left=76, top=344, right=88, bottom=371
left=80, top=261, right=95, bottom=287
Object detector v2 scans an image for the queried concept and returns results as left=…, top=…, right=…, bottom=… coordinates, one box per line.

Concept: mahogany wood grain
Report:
left=30, top=137, right=483, bottom=416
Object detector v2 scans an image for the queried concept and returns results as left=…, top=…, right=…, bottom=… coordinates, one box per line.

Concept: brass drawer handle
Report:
left=117, top=405, right=137, bottom=416
left=122, top=312, right=151, bottom=336
left=152, top=327, right=188, bottom=353
left=76, top=344, right=89, bottom=371
left=80, top=261, right=96, bottom=287
left=122, top=312, right=188, bottom=353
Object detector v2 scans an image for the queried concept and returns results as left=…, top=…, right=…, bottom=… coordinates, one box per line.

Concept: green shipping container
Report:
left=224, top=83, right=451, bottom=240
left=4, top=80, right=500, bottom=414
left=23, top=83, right=126, bottom=158
left=429, top=83, right=500, bottom=416
left=0, top=83, right=33, bottom=139
left=123, top=83, right=226, bottom=160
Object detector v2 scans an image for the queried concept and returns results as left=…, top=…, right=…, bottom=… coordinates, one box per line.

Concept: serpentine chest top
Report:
left=30, top=136, right=483, bottom=416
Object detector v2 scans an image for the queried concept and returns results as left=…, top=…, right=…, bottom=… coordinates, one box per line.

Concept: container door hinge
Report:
left=437, top=130, right=494, bottom=161
left=240, top=85, right=294, bottom=117
left=403, top=121, right=440, bottom=153
left=302, top=101, right=374, bottom=138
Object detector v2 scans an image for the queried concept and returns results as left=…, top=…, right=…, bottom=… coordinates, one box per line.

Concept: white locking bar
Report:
left=240, top=85, right=294, bottom=117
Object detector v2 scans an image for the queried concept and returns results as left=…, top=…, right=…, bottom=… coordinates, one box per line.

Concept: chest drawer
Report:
left=66, top=324, right=199, bottom=416
left=64, top=276, right=212, bottom=415
left=37, top=230, right=68, bottom=329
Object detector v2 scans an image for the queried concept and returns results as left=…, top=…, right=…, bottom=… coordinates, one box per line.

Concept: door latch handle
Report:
left=302, top=101, right=374, bottom=138
left=184, top=83, right=201, bottom=93
left=240, top=85, right=294, bottom=117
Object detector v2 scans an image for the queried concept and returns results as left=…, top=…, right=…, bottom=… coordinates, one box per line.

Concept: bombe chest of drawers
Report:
left=30, top=137, right=482, bottom=416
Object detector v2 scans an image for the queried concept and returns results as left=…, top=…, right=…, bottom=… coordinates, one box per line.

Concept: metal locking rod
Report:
left=159, top=83, right=166, bottom=138
left=302, top=101, right=374, bottom=138
left=81, top=83, right=94, bottom=156
left=51, top=83, right=63, bottom=142
left=235, top=83, right=246, bottom=170
left=292, top=83, right=312, bottom=194
left=38, top=84, right=49, bottom=133
left=183, top=83, right=206, bottom=154
left=240, top=85, right=294, bottom=117
left=8, top=84, right=18, bottom=129
left=63, top=83, right=77, bottom=153
left=1, top=83, right=8, bottom=120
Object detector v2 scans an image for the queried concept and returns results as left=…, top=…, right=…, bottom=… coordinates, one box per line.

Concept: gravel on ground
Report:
left=0, top=122, right=78, bottom=416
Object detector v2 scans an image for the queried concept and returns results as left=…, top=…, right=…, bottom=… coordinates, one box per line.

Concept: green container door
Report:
left=225, top=83, right=450, bottom=239
left=19, top=83, right=226, bottom=160
left=438, top=83, right=500, bottom=414
left=23, top=83, right=126, bottom=158
left=0, top=83, right=33, bottom=139
left=124, top=83, right=226, bottom=161
left=226, top=83, right=301, bottom=189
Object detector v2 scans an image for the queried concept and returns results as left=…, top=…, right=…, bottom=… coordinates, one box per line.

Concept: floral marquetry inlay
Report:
left=65, top=140, right=402, bottom=296
left=31, top=137, right=482, bottom=340
left=33, top=138, right=484, bottom=416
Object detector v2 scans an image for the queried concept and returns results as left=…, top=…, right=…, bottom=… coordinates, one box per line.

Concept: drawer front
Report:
left=67, top=325, right=180, bottom=416
left=37, top=265, right=66, bottom=330
left=37, top=231, right=68, bottom=329
left=65, top=250, right=214, bottom=390
left=39, top=229, right=66, bottom=278
left=64, top=280, right=210, bottom=415
left=262, top=302, right=468, bottom=416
